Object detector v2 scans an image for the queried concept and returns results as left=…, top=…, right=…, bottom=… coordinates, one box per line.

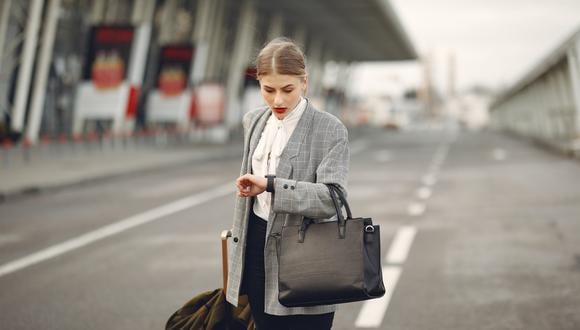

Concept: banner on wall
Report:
left=82, top=25, right=135, bottom=89
left=196, top=84, right=226, bottom=125
left=156, top=45, right=194, bottom=97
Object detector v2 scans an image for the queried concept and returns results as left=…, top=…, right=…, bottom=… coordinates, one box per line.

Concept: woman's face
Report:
left=259, top=73, right=307, bottom=120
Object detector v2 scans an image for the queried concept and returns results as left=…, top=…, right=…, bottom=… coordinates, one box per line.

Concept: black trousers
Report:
left=243, top=210, right=334, bottom=330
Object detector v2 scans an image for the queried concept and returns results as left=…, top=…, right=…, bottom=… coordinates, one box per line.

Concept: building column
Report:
left=158, top=0, right=179, bottom=45
left=550, top=73, right=561, bottom=139
left=120, top=0, right=155, bottom=133
left=0, top=0, right=13, bottom=74
left=291, top=25, right=307, bottom=50
left=90, top=0, right=106, bottom=23
left=10, top=0, right=45, bottom=135
left=266, top=12, right=284, bottom=41
left=209, top=0, right=229, bottom=81
left=567, top=38, right=580, bottom=139
left=25, top=0, right=61, bottom=144
left=526, top=82, right=542, bottom=139
left=225, top=0, right=256, bottom=128
left=205, top=0, right=226, bottom=80
left=306, top=37, right=323, bottom=98
left=191, top=0, right=215, bottom=84
left=555, top=67, right=571, bottom=138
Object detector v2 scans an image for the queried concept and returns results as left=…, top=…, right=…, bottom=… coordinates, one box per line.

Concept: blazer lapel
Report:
left=247, top=108, right=271, bottom=173
left=276, top=100, right=315, bottom=179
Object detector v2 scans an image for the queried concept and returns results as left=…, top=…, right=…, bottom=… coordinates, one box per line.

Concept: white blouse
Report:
left=252, top=97, right=307, bottom=220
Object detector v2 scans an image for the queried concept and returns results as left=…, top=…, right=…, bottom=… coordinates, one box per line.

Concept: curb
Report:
left=0, top=144, right=241, bottom=204
left=499, top=129, right=580, bottom=160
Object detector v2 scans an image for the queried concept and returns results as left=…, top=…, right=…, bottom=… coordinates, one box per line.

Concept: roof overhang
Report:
left=255, top=0, right=417, bottom=62
left=492, top=27, right=580, bottom=109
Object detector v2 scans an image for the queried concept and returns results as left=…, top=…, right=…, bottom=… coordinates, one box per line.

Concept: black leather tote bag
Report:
left=276, top=184, right=386, bottom=307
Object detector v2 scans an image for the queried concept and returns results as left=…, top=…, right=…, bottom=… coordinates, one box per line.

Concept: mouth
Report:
left=273, top=107, right=287, bottom=114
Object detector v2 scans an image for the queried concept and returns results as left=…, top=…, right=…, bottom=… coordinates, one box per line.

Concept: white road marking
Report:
left=386, top=226, right=417, bottom=264
left=421, top=174, right=437, bottom=186
left=0, top=183, right=234, bottom=278
left=492, top=148, right=507, bottom=161
left=355, top=266, right=402, bottom=328
left=417, top=187, right=432, bottom=200
left=355, top=141, right=447, bottom=328
left=407, top=202, right=426, bottom=216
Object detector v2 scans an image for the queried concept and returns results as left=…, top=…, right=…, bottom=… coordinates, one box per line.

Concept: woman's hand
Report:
left=236, top=174, right=267, bottom=197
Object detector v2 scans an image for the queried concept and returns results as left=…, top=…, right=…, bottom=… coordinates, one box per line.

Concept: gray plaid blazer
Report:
left=226, top=100, right=350, bottom=316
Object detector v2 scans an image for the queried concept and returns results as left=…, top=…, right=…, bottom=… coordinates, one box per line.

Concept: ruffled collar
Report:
left=253, top=97, right=306, bottom=161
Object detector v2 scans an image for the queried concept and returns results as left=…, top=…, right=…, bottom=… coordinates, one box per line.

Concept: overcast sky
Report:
left=351, top=0, right=580, bottom=96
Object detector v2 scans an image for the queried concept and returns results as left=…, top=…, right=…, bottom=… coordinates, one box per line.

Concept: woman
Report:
left=226, top=37, right=349, bottom=330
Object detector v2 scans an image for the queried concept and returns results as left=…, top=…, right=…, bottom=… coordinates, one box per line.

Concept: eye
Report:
left=283, top=89, right=294, bottom=93
left=264, top=88, right=274, bottom=93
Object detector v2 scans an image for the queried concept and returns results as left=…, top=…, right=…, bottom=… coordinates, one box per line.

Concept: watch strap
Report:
left=265, top=175, right=276, bottom=193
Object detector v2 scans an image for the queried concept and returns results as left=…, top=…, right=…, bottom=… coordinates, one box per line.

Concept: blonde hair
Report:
left=255, top=37, right=307, bottom=79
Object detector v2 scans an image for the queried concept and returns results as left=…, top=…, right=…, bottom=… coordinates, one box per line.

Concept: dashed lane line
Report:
left=354, top=266, right=402, bottom=328
left=421, top=174, right=437, bottom=186
left=386, top=226, right=418, bottom=265
left=407, top=202, right=426, bottom=216
left=492, top=148, right=507, bottom=161
left=417, top=187, right=432, bottom=200
left=354, top=226, right=418, bottom=328
left=354, top=141, right=451, bottom=328
left=354, top=226, right=417, bottom=328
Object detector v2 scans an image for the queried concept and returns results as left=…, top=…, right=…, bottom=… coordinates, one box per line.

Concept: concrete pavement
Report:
left=1, top=128, right=580, bottom=329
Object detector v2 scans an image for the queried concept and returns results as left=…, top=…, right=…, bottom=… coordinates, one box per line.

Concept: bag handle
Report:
left=220, top=229, right=232, bottom=291
left=327, top=184, right=352, bottom=239
left=327, top=184, right=352, bottom=220
left=297, top=184, right=351, bottom=242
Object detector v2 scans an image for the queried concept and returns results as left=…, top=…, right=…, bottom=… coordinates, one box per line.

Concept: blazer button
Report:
left=290, top=185, right=295, bottom=190
left=283, top=184, right=288, bottom=189
left=233, top=237, right=239, bottom=243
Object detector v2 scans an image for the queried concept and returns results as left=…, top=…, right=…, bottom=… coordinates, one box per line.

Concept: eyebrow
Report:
left=264, top=84, right=294, bottom=89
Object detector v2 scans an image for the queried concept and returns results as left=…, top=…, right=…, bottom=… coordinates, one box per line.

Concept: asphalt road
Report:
left=1, top=127, right=579, bottom=330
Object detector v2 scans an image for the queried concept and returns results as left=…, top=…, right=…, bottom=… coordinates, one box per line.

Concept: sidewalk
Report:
left=0, top=125, right=386, bottom=203
left=0, top=138, right=242, bottom=202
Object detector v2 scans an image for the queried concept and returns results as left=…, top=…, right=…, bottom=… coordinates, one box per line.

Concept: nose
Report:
left=274, top=92, right=283, bottom=106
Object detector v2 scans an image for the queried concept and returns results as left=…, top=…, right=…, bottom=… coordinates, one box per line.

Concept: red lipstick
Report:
left=273, top=107, right=287, bottom=114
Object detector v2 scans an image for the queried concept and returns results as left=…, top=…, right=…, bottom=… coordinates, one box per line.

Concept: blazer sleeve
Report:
left=272, top=123, right=349, bottom=219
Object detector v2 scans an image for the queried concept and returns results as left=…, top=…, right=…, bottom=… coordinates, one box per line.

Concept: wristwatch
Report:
left=265, top=175, right=276, bottom=193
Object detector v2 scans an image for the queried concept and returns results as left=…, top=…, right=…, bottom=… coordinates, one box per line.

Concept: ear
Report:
left=302, top=77, right=308, bottom=95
